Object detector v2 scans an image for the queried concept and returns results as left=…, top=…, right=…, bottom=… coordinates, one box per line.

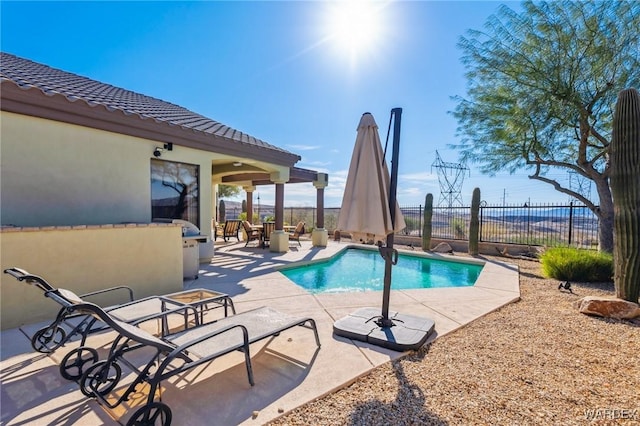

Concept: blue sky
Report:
left=1, top=1, right=581, bottom=207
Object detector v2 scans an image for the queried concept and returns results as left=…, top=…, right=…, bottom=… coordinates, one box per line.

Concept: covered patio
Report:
left=213, top=164, right=329, bottom=252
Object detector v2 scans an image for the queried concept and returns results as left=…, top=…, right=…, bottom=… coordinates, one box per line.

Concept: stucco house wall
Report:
left=1, top=111, right=214, bottom=232
left=0, top=224, right=183, bottom=330
left=0, top=112, right=222, bottom=330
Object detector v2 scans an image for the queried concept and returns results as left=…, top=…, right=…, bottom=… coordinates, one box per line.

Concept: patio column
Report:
left=244, top=185, right=255, bottom=224
left=312, top=173, right=329, bottom=247
left=211, top=182, right=219, bottom=231
left=274, top=182, right=285, bottom=231
left=211, top=180, right=222, bottom=238
left=270, top=179, right=289, bottom=252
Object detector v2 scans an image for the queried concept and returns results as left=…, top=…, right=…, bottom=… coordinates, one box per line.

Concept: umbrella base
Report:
left=333, top=307, right=435, bottom=352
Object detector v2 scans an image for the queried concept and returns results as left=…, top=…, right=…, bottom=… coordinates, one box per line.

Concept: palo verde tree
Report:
left=216, top=184, right=241, bottom=221
left=452, top=1, right=640, bottom=252
left=217, top=184, right=241, bottom=199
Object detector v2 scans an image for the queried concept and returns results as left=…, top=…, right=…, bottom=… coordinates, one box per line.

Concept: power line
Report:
left=567, top=171, right=592, bottom=202
left=431, top=150, right=470, bottom=208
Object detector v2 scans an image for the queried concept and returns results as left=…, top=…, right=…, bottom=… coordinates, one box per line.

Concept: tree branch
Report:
left=525, top=156, right=583, bottom=174
left=528, top=165, right=597, bottom=211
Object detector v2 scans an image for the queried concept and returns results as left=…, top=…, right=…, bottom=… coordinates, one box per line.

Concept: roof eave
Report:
left=0, top=81, right=301, bottom=167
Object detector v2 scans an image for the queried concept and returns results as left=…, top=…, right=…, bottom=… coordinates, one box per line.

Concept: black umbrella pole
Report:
left=381, top=108, right=402, bottom=326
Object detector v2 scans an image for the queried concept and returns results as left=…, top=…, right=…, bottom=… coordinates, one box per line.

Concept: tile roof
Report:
left=0, top=52, right=297, bottom=159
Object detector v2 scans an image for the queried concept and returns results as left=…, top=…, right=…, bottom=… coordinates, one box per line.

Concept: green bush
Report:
left=450, top=218, right=466, bottom=239
left=238, top=212, right=259, bottom=223
left=540, top=248, right=613, bottom=282
left=402, top=217, right=419, bottom=235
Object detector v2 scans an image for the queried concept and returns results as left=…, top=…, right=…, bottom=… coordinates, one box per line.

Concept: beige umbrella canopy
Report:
left=336, top=112, right=405, bottom=243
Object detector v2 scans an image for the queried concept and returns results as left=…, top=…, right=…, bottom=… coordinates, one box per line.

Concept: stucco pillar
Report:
left=312, top=173, right=329, bottom=247
left=211, top=182, right=218, bottom=232
left=274, top=182, right=285, bottom=230
left=270, top=180, right=289, bottom=252
left=244, top=185, right=255, bottom=224
left=211, top=180, right=222, bottom=224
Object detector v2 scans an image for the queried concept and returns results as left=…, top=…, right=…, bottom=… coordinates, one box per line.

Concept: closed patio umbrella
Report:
left=336, top=112, right=405, bottom=244
left=333, top=109, right=435, bottom=351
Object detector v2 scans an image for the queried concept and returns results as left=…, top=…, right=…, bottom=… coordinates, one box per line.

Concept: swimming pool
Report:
left=279, top=248, right=483, bottom=294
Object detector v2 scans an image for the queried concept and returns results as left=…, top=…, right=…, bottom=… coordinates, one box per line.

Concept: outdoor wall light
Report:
left=233, top=162, right=243, bottom=167
left=153, top=143, right=174, bottom=157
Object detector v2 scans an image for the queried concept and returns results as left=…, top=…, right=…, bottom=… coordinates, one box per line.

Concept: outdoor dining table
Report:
left=246, top=224, right=296, bottom=247
left=248, top=225, right=295, bottom=230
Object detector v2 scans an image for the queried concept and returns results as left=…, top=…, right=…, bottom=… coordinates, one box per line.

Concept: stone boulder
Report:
left=432, top=242, right=453, bottom=253
left=577, top=296, right=640, bottom=320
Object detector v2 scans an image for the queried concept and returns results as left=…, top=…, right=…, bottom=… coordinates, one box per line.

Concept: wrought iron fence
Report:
left=264, top=202, right=600, bottom=248
left=403, top=202, right=600, bottom=248
left=476, top=203, right=599, bottom=248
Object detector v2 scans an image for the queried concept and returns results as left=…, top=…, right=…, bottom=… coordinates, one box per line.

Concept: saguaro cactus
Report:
left=610, top=87, right=640, bottom=303
left=422, top=193, right=433, bottom=251
left=469, top=187, right=481, bottom=256
left=219, top=200, right=226, bottom=223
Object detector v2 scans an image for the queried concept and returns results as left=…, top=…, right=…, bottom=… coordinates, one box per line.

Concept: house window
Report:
left=151, top=159, right=199, bottom=228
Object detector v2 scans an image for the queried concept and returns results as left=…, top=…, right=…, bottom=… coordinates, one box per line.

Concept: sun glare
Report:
left=325, top=1, right=387, bottom=63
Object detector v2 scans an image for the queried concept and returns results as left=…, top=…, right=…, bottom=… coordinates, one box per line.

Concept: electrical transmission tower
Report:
left=568, top=171, right=592, bottom=203
left=431, top=150, right=470, bottom=207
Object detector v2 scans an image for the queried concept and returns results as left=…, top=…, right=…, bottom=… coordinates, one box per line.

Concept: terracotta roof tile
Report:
left=0, top=52, right=295, bottom=157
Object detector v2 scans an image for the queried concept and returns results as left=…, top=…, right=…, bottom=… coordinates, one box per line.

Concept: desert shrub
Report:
left=238, top=212, right=259, bottom=223
left=403, top=217, right=419, bottom=235
left=450, top=218, right=467, bottom=239
left=540, top=248, right=613, bottom=282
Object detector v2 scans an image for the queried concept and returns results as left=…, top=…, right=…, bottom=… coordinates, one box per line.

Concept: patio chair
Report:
left=216, top=219, right=242, bottom=242
left=64, top=298, right=320, bottom=426
left=288, top=221, right=306, bottom=246
left=242, top=220, right=262, bottom=247
left=262, top=221, right=276, bottom=247
left=3, top=267, right=235, bottom=380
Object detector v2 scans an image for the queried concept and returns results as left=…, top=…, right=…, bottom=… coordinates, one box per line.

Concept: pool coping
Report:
left=276, top=243, right=488, bottom=270
left=276, top=243, right=506, bottom=294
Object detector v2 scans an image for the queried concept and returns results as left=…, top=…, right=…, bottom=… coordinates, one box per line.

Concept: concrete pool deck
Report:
left=0, top=240, right=520, bottom=425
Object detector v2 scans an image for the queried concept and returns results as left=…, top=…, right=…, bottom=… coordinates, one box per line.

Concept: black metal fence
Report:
left=276, top=203, right=599, bottom=248
left=400, top=202, right=600, bottom=248
left=227, top=202, right=600, bottom=248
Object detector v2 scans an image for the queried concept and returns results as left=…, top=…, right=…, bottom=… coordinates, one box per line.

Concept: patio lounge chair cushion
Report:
left=288, top=221, right=305, bottom=246
left=58, top=288, right=84, bottom=304
left=75, top=301, right=320, bottom=391
left=52, top=286, right=196, bottom=324
left=242, top=221, right=261, bottom=247
left=167, top=306, right=320, bottom=359
left=262, top=222, right=276, bottom=247
left=217, top=220, right=242, bottom=242
left=3, top=267, right=231, bottom=353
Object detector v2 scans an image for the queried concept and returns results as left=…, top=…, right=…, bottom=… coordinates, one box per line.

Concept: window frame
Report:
left=150, top=158, right=200, bottom=229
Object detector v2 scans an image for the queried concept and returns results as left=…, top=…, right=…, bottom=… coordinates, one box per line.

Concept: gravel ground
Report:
left=269, top=255, right=640, bottom=426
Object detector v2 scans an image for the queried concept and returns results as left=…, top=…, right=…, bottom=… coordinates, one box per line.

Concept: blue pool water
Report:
left=280, top=248, right=483, bottom=294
